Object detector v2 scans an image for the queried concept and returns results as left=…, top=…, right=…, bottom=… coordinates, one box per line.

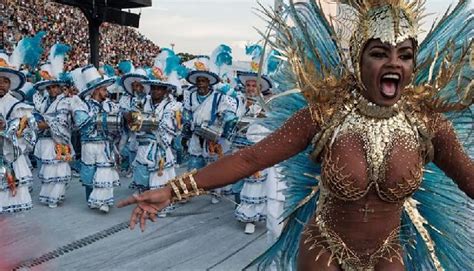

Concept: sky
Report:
left=137, top=0, right=466, bottom=61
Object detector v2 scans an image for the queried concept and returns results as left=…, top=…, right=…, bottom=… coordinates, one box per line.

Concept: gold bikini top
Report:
left=319, top=95, right=424, bottom=203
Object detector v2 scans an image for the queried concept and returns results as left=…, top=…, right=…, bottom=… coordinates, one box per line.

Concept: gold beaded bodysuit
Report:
left=304, top=93, right=424, bottom=270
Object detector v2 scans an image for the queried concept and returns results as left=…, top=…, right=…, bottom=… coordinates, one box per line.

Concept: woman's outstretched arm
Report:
left=431, top=115, right=474, bottom=199
left=118, top=107, right=320, bottom=231
left=195, top=107, right=319, bottom=190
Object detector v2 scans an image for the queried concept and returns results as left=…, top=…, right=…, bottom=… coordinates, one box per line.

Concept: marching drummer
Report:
left=182, top=57, right=238, bottom=204
left=71, top=65, right=119, bottom=213
left=118, top=62, right=149, bottom=177
left=127, top=79, right=180, bottom=217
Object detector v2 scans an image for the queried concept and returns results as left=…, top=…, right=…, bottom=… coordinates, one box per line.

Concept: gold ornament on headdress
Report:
left=40, top=70, right=53, bottom=80
left=251, top=61, right=260, bottom=72
left=194, top=61, right=208, bottom=71
left=0, top=58, right=9, bottom=67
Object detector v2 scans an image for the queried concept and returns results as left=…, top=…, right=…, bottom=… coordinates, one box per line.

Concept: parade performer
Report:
left=232, top=70, right=274, bottom=234
left=118, top=62, right=149, bottom=177
left=0, top=66, right=36, bottom=214
left=33, top=44, right=73, bottom=208
left=72, top=65, right=119, bottom=213
left=120, top=0, right=473, bottom=270
left=152, top=48, right=187, bottom=166
left=128, top=79, right=180, bottom=217
left=182, top=55, right=238, bottom=204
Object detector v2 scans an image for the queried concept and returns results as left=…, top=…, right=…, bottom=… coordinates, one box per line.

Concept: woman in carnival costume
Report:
left=119, top=0, right=473, bottom=270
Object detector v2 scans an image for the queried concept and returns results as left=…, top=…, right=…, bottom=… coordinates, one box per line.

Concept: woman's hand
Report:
left=117, top=186, right=173, bottom=232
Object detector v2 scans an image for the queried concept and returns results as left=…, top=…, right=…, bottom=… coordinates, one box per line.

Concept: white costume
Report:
left=130, top=94, right=179, bottom=191
left=0, top=92, right=35, bottom=213
left=184, top=88, right=238, bottom=163
left=71, top=65, right=119, bottom=211
left=34, top=93, right=74, bottom=206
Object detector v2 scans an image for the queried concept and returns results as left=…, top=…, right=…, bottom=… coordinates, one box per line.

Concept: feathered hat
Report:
left=152, top=48, right=187, bottom=95
left=185, top=55, right=220, bottom=86
left=236, top=45, right=281, bottom=94
left=33, top=43, right=71, bottom=91
left=0, top=49, right=26, bottom=100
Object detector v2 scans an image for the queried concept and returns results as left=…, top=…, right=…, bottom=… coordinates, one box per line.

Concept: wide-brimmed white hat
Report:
left=79, top=65, right=116, bottom=98
left=34, top=63, right=69, bottom=91
left=184, top=55, right=220, bottom=86
left=186, top=70, right=220, bottom=86
left=0, top=67, right=26, bottom=100
left=120, top=68, right=150, bottom=96
left=236, top=70, right=273, bottom=95
left=142, top=79, right=177, bottom=93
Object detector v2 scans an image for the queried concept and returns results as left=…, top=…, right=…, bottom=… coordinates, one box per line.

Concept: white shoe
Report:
left=211, top=196, right=220, bottom=204
left=244, top=223, right=255, bottom=234
left=157, top=212, right=167, bottom=218
left=99, top=205, right=110, bottom=213
left=48, top=203, right=58, bottom=208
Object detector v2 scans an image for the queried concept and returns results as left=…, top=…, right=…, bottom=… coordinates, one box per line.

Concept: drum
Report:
left=194, top=122, right=223, bottom=142
left=96, top=112, right=123, bottom=134
left=128, top=111, right=159, bottom=133
left=236, top=116, right=254, bottom=131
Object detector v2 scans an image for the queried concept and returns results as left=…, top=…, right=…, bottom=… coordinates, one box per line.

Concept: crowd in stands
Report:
left=1, top=0, right=160, bottom=70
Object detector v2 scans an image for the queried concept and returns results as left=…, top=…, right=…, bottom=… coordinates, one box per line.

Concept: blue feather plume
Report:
left=118, top=60, right=134, bottom=74
left=10, top=31, right=46, bottom=69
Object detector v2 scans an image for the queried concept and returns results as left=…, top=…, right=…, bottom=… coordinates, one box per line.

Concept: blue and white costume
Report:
left=34, top=92, right=74, bottom=206
left=33, top=47, right=74, bottom=207
left=118, top=67, right=149, bottom=174
left=232, top=70, right=285, bottom=235
left=0, top=86, right=35, bottom=214
left=71, top=65, right=119, bottom=211
left=130, top=93, right=179, bottom=191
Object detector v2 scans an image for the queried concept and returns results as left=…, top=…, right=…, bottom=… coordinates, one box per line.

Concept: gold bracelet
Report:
left=178, top=176, right=189, bottom=195
left=169, top=180, right=182, bottom=201
left=188, top=174, right=201, bottom=196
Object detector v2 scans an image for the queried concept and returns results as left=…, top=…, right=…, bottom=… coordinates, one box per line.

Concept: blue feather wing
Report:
left=246, top=94, right=320, bottom=270
left=245, top=1, right=344, bottom=269
left=403, top=1, right=474, bottom=269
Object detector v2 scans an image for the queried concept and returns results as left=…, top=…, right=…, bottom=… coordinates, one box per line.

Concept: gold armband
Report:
left=167, top=169, right=205, bottom=203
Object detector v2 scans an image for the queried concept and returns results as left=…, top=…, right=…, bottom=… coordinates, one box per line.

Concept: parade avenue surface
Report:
left=2, top=167, right=268, bottom=270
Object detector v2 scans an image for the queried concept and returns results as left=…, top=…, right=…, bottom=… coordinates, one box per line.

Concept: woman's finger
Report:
left=148, top=212, right=157, bottom=222
left=129, top=206, right=142, bottom=230
left=140, top=210, right=148, bottom=232
left=117, top=195, right=138, bottom=208
left=137, top=203, right=160, bottom=214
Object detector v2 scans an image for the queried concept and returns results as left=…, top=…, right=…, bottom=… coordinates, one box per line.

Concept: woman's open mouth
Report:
left=379, top=73, right=401, bottom=99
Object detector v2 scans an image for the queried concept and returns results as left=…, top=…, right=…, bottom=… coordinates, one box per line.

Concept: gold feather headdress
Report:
left=344, top=0, right=426, bottom=80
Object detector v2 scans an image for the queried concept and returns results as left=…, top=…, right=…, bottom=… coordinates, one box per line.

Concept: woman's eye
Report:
left=370, top=52, right=386, bottom=58
left=400, top=54, right=414, bottom=60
